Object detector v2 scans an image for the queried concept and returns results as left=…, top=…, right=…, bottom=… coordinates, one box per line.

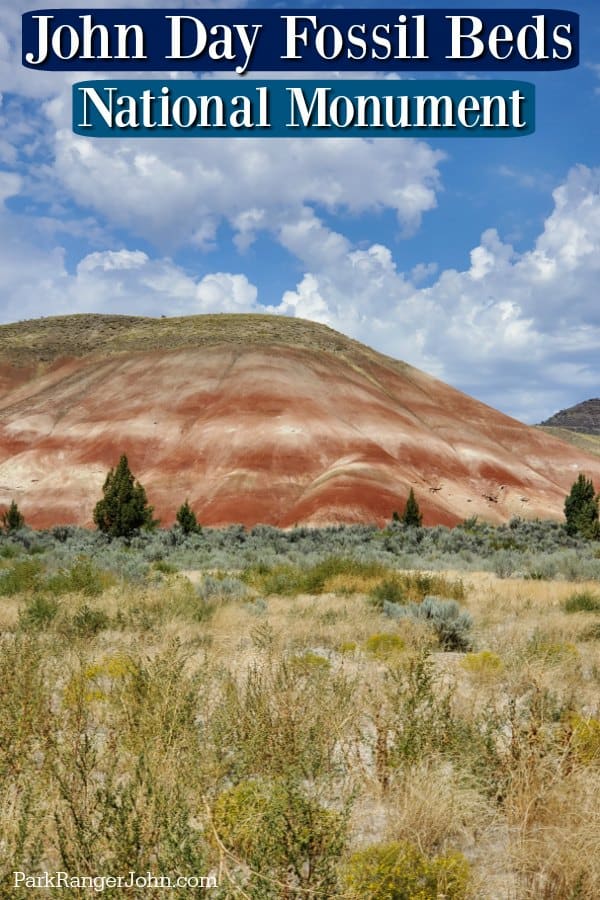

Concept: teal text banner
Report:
left=73, top=79, right=535, bottom=137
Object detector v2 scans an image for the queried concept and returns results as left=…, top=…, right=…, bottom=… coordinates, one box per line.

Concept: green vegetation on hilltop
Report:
left=0, top=312, right=402, bottom=370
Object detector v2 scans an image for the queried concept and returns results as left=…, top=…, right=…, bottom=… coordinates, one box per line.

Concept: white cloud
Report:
left=78, top=249, right=149, bottom=273
left=71, top=252, right=260, bottom=317
left=195, top=272, right=258, bottom=311
left=271, top=166, right=600, bottom=422
left=0, top=199, right=261, bottom=321
left=0, top=162, right=598, bottom=422
left=46, top=124, right=442, bottom=250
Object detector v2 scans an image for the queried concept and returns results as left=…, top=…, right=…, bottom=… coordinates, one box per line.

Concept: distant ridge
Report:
left=1, top=313, right=600, bottom=529
left=539, top=399, right=600, bottom=435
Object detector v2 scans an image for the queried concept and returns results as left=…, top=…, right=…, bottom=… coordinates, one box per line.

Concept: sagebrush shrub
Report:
left=384, top=596, right=473, bottom=651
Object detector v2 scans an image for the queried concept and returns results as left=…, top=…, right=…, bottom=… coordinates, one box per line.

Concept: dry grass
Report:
left=0, top=312, right=405, bottom=372
left=2, top=566, right=600, bottom=897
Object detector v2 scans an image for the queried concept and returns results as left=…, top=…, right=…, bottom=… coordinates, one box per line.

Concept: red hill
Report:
left=0, top=313, right=598, bottom=529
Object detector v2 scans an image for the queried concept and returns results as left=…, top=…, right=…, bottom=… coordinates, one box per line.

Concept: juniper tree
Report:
left=564, top=474, right=600, bottom=539
left=2, top=500, right=25, bottom=533
left=176, top=499, right=200, bottom=535
left=93, top=454, right=156, bottom=538
left=401, top=488, right=423, bottom=528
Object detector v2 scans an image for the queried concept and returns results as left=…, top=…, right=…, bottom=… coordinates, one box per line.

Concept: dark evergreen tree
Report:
left=2, top=500, right=25, bottom=533
left=391, top=510, right=401, bottom=523
left=564, top=474, right=600, bottom=538
left=176, top=499, right=200, bottom=535
left=401, top=488, right=423, bottom=528
left=93, top=454, right=156, bottom=538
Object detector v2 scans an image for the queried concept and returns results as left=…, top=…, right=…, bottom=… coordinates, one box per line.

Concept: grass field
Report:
left=2, top=534, right=600, bottom=898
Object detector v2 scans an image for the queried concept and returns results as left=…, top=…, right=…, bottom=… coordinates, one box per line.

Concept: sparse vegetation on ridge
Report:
left=0, top=312, right=403, bottom=370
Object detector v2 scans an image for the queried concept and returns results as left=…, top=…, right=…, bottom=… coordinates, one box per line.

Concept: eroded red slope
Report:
left=0, top=315, right=598, bottom=528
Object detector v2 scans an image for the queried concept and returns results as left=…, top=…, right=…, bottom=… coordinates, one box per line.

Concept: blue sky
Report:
left=0, top=0, right=599, bottom=423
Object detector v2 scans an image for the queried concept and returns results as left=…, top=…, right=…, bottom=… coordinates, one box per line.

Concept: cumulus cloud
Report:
left=72, top=252, right=260, bottom=317
left=276, top=165, right=600, bottom=421
left=46, top=124, right=442, bottom=249
left=1, top=0, right=444, bottom=253
left=0, top=1, right=598, bottom=423
left=0, top=205, right=261, bottom=322
left=195, top=272, right=258, bottom=311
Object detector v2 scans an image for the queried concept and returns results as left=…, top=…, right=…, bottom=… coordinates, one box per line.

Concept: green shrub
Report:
left=243, top=556, right=387, bottom=596
left=0, top=558, right=43, bottom=595
left=369, top=577, right=407, bottom=608
left=564, top=591, right=600, bottom=613
left=401, top=488, right=423, bottom=528
left=196, top=574, right=248, bottom=601
left=1, top=500, right=25, bottom=533
left=370, top=572, right=465, bottom=610
left=569, top=714, right=600, bottom=763
left=70, top=604, right=110, bottom=637
left=213, top=779, right=347, bottom=896
left=343, top=840, right=470, bottom=899
left=564, top=474, right=600, bottom=539
left=45, top=556, right=109, bottom=597
left=0, top=542, right=20, bottom=559
left=153, top=559, right=178, bottom=575
left=18, top=594, right=59, bottom=631
left=175, top=500, right=201, bottom=535
left=93, top=453, right=157, bottom=538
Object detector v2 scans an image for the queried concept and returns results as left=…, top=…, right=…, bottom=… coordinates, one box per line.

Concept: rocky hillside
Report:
left=540, top=399, right=600, bottom=435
